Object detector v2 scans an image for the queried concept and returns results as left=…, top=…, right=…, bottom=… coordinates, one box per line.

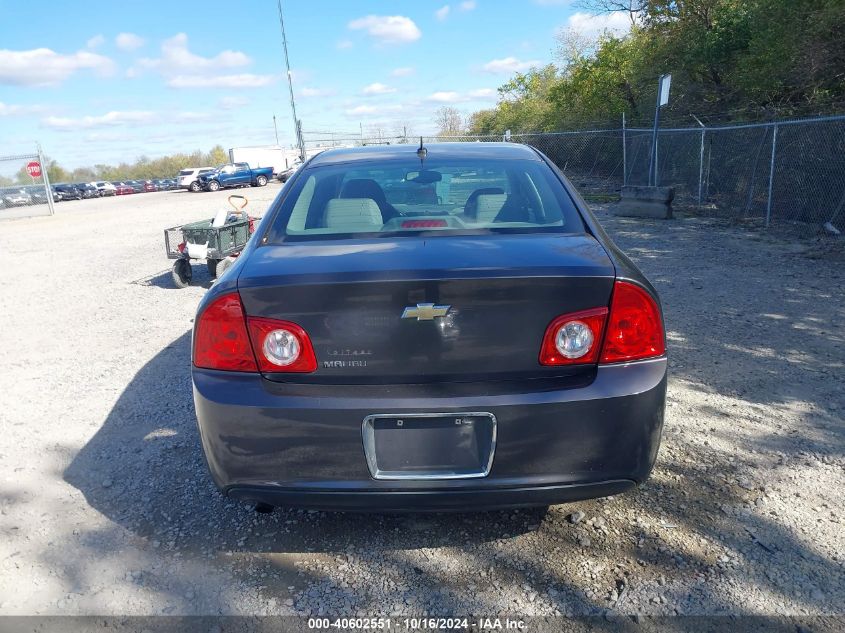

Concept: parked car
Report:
left=75, top=183, right=100, bottom=199
left=92, top=181, right=117, bottom=196
left=277, top=161, right=302, bottom=183
left=54, top=184, right=83, bottom=200
left=191, top=142, right=667, bottom=512
left=113, top=182, right=135, bottom=195
left=23, top=185, right=60, bottom=204
left=177, top=167, right=216, bottom=192
left=123, top=180, right=145, bottom=193
left=0, top=187, right=33, bottom=207
left=198, top=162, right=273, bottom=191
left=143, top=180, right=158, bottom=192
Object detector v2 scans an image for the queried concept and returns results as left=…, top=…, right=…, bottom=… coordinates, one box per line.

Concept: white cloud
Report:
left=86, top=34, right=105, bottom=49
left=138, top=33, right=251, bottom=74
left=166, top=74, right=276, bottom=88
left=425, top=88, right=496, bottom=103
left=300, top=86, right=336, bottom=98
left=482, top=56, right=541, bottom=74
left=42, top=110, right=156, bottom=130
left=345, top=104, right=405, bottom=118
left=468, top=88, right=497, bottom=98
left=0, top=48, right=114, bottom=87
left=336, top=39, right=354, bottom=50
left=362, top=82, right=396, bottom=95
left=427, top=91, right=462, bottom=103
left=565, top=11, right=631, bottom=36
left=435, top=5, right=450, bottom=21
left=348, top=15, right=421, bottom=44
left=218, top=96, right=250, bottom=110
left=0, top=102, right=27, bottom=116
left=391, top=66, right=415, bottom=77
left=115, top=32, right=145, bottom=51
left=459, top=1, right=477, bottom=10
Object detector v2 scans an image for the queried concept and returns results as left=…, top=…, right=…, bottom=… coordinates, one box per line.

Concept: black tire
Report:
left=172, top=259, right=192, bottom=288
left=207, top=180, right=221, bottom=192
left=206, top=259, right=219, bottom=278
left=256, top=175, right=268, bottom=187
left=189, top=181, right=201, bottom=192
left=215, top=256, right=235, bottom=279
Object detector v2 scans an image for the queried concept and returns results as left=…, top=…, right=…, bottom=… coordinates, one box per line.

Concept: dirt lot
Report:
left=0, top=188, right=842, bottom=621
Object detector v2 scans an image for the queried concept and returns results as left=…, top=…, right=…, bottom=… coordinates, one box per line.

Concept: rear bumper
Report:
left=227, top=480, right=636, bottom=512
left=193, top=358, right=666, bottom=511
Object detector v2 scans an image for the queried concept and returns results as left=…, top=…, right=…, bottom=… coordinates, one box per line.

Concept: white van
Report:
left=177, top=167, right=216, bottom=192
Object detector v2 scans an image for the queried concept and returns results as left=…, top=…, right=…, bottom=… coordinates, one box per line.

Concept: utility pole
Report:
left=273, top=114, right=280, bottom=146
left=277, top=0, right=305, bottom=161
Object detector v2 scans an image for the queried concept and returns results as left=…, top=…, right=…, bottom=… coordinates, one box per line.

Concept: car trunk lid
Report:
left=237, top=233, right=615, bottom=382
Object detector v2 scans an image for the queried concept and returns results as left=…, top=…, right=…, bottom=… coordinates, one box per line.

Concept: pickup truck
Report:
left=198, top=163, right=273, bottom=192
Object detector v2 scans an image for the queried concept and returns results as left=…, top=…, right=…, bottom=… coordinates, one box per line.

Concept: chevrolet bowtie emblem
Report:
left=401, top=303, right=451, bottom=321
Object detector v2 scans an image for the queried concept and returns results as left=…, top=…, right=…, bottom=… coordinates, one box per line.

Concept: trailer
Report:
left=227, top=145, right=302, bottom=176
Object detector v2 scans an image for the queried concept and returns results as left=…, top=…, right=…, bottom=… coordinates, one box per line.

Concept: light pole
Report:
left=273, top=114, right=280, bottom=146
left=277, top=0, right=305, bottom=160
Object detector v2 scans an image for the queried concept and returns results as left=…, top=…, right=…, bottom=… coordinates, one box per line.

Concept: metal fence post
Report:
left=765, top=123, right=778, bottom=228
left=37, top=143, right=55, bottom=217
left=691, top=115, right=705, bottom=206
left=622, top=112, right=627, bottom=187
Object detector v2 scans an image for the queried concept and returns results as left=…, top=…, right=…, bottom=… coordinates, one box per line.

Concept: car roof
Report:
left=307, top=142, right=541, bottom=167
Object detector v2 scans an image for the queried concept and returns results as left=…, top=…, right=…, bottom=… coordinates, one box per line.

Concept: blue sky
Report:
left=0, top=0, right=625, bottom=169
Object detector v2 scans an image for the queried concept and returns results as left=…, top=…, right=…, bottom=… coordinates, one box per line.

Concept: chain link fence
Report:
left=0, top=149, right=55, bottom=220
left=305, top=113, right=845, bottom=237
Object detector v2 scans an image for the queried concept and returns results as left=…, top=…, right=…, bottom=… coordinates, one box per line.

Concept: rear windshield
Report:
left=268, top=157, right=583, bottom=241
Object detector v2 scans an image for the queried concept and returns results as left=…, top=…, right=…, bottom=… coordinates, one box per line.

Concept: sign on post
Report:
left=26, top=161, right=42, bottom=179
left=648, top=73, right=672, bottom=186
left=659, top=74, right=672, bottom=106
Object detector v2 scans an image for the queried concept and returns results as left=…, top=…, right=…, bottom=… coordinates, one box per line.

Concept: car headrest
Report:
left=324, top=198, right=383, bottom=230
left=474, top=194, right=509, bottom=223
left=340, top=179, right=387, bottom=204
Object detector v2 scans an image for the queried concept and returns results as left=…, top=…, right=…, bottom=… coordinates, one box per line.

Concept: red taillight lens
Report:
left=247, top=317, right=317, bottom=373
left=600, top=280, right=665, bottom=363
left=539, top=307, right=608, bottom=365
left=401, top=219, right=448, bottom=228
left=193, top=293, right=257, bottom=372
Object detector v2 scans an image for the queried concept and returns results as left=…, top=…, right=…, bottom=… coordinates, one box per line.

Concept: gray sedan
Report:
left=191, top=142, right=667, bottom=512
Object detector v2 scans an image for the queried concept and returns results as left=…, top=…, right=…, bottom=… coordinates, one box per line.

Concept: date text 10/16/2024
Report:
left=307, top=617, right=527, bottom=630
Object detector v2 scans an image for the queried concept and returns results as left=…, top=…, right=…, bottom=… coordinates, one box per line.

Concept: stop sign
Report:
left=26, top=161, right=42, bottom=178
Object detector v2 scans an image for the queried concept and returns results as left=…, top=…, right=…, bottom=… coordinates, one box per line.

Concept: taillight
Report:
left=600, top=280, right=665, bottom=363
left=193, top=293, right=318, bottom=373
left=246, top=318, right=317, bottom=373
left=193, top=293, right=257, bottom=372
left=539, top=308, right=608, bottom=366
left=539, top=281, right=664, bottom=366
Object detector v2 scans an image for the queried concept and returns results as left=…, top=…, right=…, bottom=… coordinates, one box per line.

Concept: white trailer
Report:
left=227, top=146, right=301, bottom=176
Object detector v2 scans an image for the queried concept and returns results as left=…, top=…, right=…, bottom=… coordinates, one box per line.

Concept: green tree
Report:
left=467, top=0, right=845, bottom=131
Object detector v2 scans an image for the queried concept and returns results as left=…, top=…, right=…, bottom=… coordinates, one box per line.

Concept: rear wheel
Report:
left=172, top=259, right=192, bottom=288
left=189, top=181, right=201, bottom=192
left=255, top=175, right=268, bottom=187
left=215, top=256, right=235, bottom=279
left=207, top=180, right=221, bottom=192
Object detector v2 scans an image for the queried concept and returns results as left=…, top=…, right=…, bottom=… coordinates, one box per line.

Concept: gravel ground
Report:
left=0, top=189, right=842, bottom=620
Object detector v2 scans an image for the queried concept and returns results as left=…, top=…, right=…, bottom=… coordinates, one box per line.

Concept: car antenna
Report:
left=416, top=136, right=427, bottom=167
